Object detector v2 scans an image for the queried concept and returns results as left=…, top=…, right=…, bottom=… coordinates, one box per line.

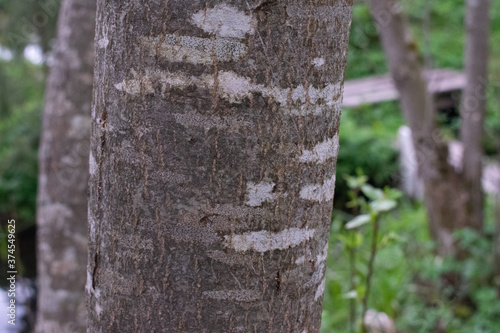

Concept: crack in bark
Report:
left=92, top=251, right=100, bottom=289
left=274, top=270, right=281, bottom=292
left=252, top=0, right=278, bottom=12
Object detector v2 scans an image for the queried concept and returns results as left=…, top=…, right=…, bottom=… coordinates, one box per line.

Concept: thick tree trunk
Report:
left=367, top=0, right=470, bottom=256
left=460, top=0, right=490, bottom=230
left=87, top=1, right=352, bottom=332
left=36, top=0, right=96, bottom=332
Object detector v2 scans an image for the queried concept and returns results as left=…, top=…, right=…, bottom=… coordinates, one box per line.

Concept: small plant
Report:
left=337, top=172, right=401, bottom=333
left=398, top=226, right=500, bottom=333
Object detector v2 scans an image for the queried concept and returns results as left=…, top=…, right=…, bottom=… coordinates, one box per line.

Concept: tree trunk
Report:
left=87, top=1, right=352, bottom=332
left=36, top=0, right=96, bottom=332
left=460, top=0, right=490, bottom=231
left=367, top=0, right=471, bottom=256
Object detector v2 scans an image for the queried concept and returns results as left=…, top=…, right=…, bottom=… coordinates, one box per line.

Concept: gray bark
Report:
left=367, top=0, right=471, bottom=256
left=87, top=1, right=352, bottom=332
left=460, top=0, right=490, bottom=230
left=36, top=0, right=96, bottom=332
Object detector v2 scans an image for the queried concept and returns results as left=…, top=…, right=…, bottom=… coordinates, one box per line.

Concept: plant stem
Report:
left=361, top=215, right=380, bottom=333
left=349, top=244, right=356, bottom=333
left=350, top=186, right=360, bottom=333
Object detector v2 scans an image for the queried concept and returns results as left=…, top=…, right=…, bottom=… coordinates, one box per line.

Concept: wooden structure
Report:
left=342, top=68, right=465, bottom=107
left=344, top=69, right=500, bottom=197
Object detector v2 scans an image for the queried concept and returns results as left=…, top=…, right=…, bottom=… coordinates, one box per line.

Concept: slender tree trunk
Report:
left=494, top=94, right=500, bottom=296
left=494, top=191, right=500, bottom=295
left=367, top=0, right=470, bottom=256
left=460, top=0, right=490, bottom=231
left=36, top=0, right=96, bottom=331
left=87, top=1, right=352, bottom=331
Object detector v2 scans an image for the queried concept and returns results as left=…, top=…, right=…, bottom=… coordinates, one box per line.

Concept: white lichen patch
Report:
left=312, top=57, right=325, bottom=67
left=85, top=269, right=93, bottom=294
left=224, top=227, right=315, bottom=253
left=88, top=208, right=96, bottom=243
left=202, top=289, right=260, bottom=302
left=295, top=255, right=306, bottom=265
left=258, top=83, right=342, bottom=114
left=114, top=70, right=154, bottom=95
left=212, top=71, right=254, bottom=103
left=141, top=34, right=247, bottom=65
left=191, top=4, right=256, bottom=39
left=300, top=174, right=336, bottom=202
left=245, top=181, right=276, bottom=207
left=89, top=152, right=97, bottom=176
left=114, top=69, right=342, bottom=115
left=114, top=70, right=199, bottom=96
left=299, top=134, right=339, bottom=164
left=98, top=25, right=110, bottom=50
left=95, top=302, right=102, bottom=316
left=296, top=244, right=328, bottom=267
left=97, top=38, right=109, bottom=49
left=317, top=243, right=329, bottom=263
left=315, top=277, right=326, bottom=301
left=205, top=72, right=342, bottom=114
left=302, top=244, right=328, bottom=300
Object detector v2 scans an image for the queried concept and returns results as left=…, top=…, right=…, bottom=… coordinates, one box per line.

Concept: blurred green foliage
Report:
left=334, top=102, right=402, bottom=207
left=0, top=0, right=59, bottom=231
left=323, top=197, right=428, bottom=332
left=323, top=1, right=500, bottom=332
left=0, top=59, right=44, bottom=229
left=336, top=0, right=500, bottom=205
left=0, top=0, right=59, bottom=56
left=345, top=4, right=387, bottom=80
left=324, top=194, right=500, bottom=332
left=396, top=225, right=500, bottom=333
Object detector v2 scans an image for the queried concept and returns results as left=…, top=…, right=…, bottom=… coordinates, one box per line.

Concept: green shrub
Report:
left=335, top=102, right=403, bottom=207
left=0, top=59, right=44, bottom=230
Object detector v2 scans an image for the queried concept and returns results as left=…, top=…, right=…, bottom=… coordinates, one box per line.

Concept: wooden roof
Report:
left=342, top=69, right=465, bottom=107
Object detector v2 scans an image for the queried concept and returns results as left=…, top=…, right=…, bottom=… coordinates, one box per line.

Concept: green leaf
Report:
left=361, top=184, right=384, bottom=200
left=370, top=199, right=397, bottom=212
left=352, top=232, right=363, bottom=247
left=337, top=232, right=363, bottom=248
left=379, top=231, right=400, bottom=247
left=356, top=285, right=366, bottom=298
left=345, top=174, right=368, bottom=189
left=336, top=234, right=349, bottom=246
left=383, top=186, right=403, bottom=200
left=345, top=214, right=371, bottom=229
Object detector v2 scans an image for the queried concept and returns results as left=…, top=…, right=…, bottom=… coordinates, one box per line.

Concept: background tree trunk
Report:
left=367, top=0, right=472, bottom=256
left=460, top=0, right=490, bottom=231
left=87, top=0, right=352, bottom=332
left=36, top=0, right=96, bottom=331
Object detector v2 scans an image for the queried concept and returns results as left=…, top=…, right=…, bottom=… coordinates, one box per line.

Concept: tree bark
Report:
left=87, top=1, right=352, bottom=332
left=36, top=0, right=96, bottom=332
left=460, top=0, right=490, bottom=231
left=367, top=0, right=471, bottom=256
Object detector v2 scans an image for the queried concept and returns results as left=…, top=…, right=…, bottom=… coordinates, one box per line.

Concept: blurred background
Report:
left=0, top=0, right=500, bottom=332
